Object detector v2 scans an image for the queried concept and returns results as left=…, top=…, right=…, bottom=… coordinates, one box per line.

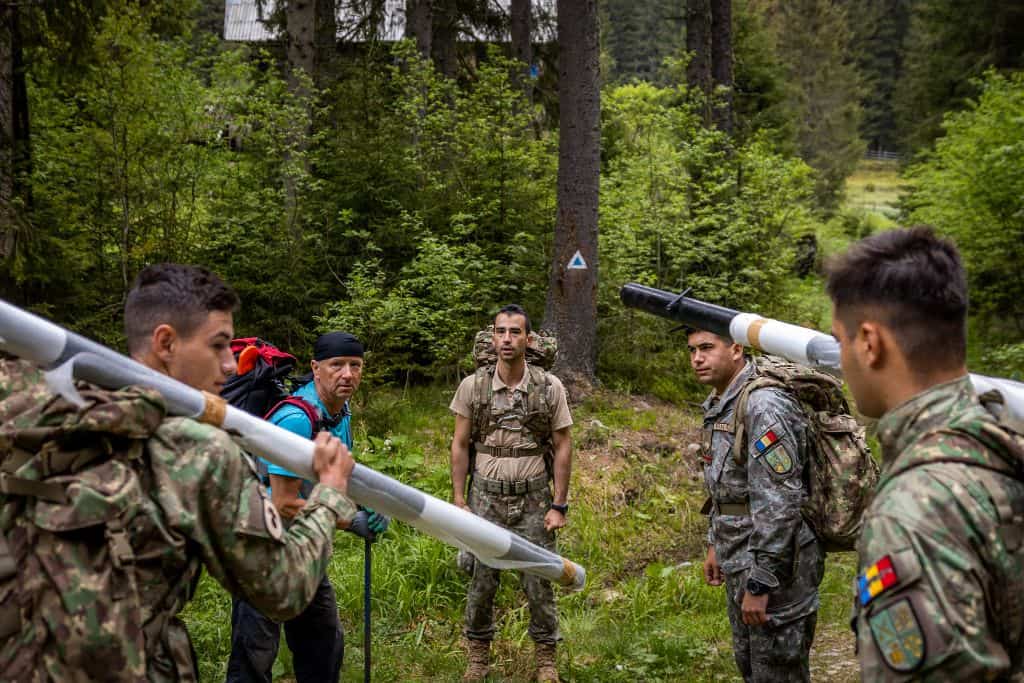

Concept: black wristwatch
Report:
left=746, top=577, right=772, bottom=596
left=549, top=503, right=569, bottom=515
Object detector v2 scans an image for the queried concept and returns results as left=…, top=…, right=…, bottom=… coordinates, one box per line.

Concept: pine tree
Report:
left=771, top=0, right=864, bottom=205
left=844, top=0, right=910, bottom=153
left=546, top=0, right=600, bottom=385
left=894, top=0, right=1024, bottom=152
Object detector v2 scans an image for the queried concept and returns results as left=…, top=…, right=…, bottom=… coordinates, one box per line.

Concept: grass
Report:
left=182, top=384, right=860, bottom=682
left=842, top=159, right=907, bottom=223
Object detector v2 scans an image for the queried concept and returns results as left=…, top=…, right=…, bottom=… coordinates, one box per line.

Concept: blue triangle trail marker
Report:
left=567, top=250, right=588, bottom=270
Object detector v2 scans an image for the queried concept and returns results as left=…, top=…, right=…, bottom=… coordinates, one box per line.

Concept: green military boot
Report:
left=535, top=642, right=560, bottom=683
left=462, top=638, right=491, bottom=682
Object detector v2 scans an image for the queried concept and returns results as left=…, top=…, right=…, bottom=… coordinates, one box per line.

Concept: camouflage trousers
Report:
left=464, top=482, right=560, bottom=644
left=723, top=539, right=824, bottom=683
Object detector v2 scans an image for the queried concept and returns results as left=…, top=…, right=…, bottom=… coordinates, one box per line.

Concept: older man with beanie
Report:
left=226, top=332, right=389, bottom=683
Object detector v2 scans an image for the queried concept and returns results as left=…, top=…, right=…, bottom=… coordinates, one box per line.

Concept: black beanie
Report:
left=313, top=332, right=364, bottom=361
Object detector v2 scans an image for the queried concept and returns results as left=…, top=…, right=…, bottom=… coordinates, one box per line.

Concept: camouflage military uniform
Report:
left=0, top=360, right=357, bottom=682
left=700, top=361, right=824, bottom=683
left=451, top=364, right=572, bottom=645
left=465, top=485, right=558, bottom=643
left=853, top=376, right=1024, bottom=681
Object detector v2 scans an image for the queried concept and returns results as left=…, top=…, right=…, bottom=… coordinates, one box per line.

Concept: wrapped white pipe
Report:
left=620, top=282, right=1024, bottom=420
left=0, top=299, right=585, bottom=590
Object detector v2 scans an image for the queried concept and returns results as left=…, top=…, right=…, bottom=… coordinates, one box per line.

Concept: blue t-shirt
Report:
left=261, top=381, right=352, bottom=490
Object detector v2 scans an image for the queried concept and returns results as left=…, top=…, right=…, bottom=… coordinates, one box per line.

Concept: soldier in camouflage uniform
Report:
left=688, top=329, right=824, bottom=683
left=827, top=227, right=1024, bottom=680
left=450, top=305, right=573, bottom=683
left=0, top=264, right=358, bottom=682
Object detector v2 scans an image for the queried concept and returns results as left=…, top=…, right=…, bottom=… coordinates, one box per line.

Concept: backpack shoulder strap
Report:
left=265, top=396, right=322, bottom=435
left=527, top=365, right=551, bottom=411
left=731, top=375, right=788, bottom=466
left=470, top=366, right=493, bottom=444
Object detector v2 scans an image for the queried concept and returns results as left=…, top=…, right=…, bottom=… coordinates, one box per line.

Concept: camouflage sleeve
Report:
left=742, top=387, right=809, bottom=590
left=854, top=467, right=1012, bottom=681
left=149, top=418, right=357, bottom=622
left=0, top=359, right=45, bottom=404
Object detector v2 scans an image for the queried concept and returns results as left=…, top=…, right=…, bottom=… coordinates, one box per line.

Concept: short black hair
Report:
left=495, top=304, right=532, bottom=334
left=124, top=264, right=239, bottom=355
left=684, top=327, right=733, bottom=348
left=825, top=226, right=968, bottom=374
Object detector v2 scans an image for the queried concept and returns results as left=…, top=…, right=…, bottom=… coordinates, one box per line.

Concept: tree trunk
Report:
left=710, top=0, right=733, bottom=133
left=545, top=0, right=600, bottom=388
left=431, top=0, right=459, bottom=78
left=286, top=0, right=317, bottom=95
left=406, top=0, right=432, bottom=60
left=686, top=0, right=712, bottom=125
left=511, top=0, right=533, bottom=99
left=0, top=4, right=29, bottom=261
left=314, top=0, right=336, bottom=88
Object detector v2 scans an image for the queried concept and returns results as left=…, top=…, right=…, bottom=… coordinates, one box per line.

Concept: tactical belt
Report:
left=474, top=443, right=545, bottom=458
left=472, top=473, right=550, bottom=496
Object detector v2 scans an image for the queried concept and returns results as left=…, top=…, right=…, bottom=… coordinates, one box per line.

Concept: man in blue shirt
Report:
left=226, top=332, right=388, bottom=683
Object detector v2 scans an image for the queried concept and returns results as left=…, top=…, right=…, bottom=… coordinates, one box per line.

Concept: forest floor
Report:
left=183, top=386, right=861, bottom=682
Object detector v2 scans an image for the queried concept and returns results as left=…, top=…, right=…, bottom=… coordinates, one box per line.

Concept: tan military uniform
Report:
left=450, top=363, right=572, bottom=645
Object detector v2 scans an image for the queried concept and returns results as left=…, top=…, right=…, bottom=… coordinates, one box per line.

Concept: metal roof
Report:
left=224, top=0, right=556, bottom=44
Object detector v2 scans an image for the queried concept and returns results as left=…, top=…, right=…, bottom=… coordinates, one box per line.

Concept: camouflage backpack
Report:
left=468, top=326, right=559, bottom=465
left=732, top=355, right=880, bottom=552
left=0, top=360, right=172, bottom=681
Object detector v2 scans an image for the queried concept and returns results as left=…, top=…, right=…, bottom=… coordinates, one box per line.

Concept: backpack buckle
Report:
left=106, top=527, right=135, bottom=569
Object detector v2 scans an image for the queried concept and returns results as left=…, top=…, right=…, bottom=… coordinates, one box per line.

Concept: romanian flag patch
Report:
left=753, top=429, right=780, bottom=455
left=858, top=555, right=899, bottom=605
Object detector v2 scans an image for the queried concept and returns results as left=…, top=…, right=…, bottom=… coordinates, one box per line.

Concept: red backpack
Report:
left=220, top=338, right=324, bottom=481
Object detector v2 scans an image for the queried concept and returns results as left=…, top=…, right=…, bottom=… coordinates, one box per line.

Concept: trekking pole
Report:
left=364, top=535, right=372, bottom=683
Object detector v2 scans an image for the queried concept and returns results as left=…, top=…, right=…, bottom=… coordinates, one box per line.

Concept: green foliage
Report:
left=845, top=0, right=911, bottom=152
left=981, top=343, right=1024, bottom=381
left=894, top=0, right=1024, bottom=152
left=602, top=0, right=686, bottom=83
left=771, top=0, right=866, bottom=207
left=906, top=70, right=1024, bottom=335
left=23, top=7, right=221, bottom=341
left=597, top=81, right=823, bottom=395
left=310, top=44, right=557, bottom=381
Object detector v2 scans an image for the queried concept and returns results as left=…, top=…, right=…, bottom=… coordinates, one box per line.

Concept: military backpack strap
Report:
left=0, top=537, right=17, bottom=640
left=730, top=375, right=787, bottom=467
left=471, top=366, right=494, bottom=444
left=0, top=473, right=68, bottom=504
left=522, top=366, right=553, bottom=441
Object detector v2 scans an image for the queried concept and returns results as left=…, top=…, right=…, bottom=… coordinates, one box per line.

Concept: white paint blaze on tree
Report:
left=545, top=0, right=600, bottom=385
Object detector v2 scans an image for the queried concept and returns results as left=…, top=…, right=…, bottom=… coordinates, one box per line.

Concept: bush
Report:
left=597, top=82, right=825, bottom=395
left=906, top=69, right=1024, bottom=335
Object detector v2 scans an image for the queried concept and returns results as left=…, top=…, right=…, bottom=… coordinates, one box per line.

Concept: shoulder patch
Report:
left=868, top=598, right=925, bottom=672
left=764, top=446, right=793, bottom=475
left=858, top=555, right=899, bottom=605
left=263, top=497, right=284, bottom=541
left=752, top=427, right=782, bottom=458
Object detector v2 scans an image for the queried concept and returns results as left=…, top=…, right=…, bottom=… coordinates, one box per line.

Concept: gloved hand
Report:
left=366, top=508, right=390, bottom=536
left=347, top=510, right=376, bottom=541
